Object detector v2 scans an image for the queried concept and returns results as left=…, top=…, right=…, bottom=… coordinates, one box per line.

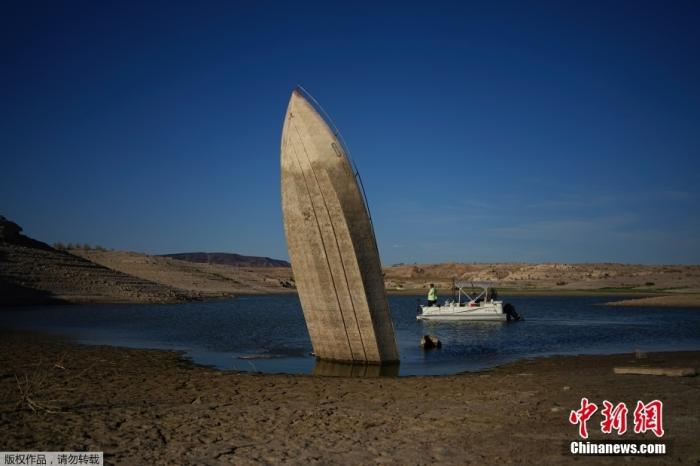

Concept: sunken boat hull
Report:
left=280, top=89, right=399, bottom=364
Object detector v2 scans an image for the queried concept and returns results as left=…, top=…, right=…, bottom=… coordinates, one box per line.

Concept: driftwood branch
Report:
left=614, top=367, right=697, bottom=377
left=13, top=351, right=96, bottom=414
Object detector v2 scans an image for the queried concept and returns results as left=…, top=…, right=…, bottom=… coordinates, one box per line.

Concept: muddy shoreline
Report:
left=4, top=289, right=698, bottom=309
left=1, top=330, right=698, bottom=464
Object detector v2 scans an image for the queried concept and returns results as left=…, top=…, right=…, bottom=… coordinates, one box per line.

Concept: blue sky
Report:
left=2, top=1, right=699, bottom=264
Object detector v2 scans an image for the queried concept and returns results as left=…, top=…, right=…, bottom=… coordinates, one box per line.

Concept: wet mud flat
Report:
left=0, top=330, right=698, bottom=465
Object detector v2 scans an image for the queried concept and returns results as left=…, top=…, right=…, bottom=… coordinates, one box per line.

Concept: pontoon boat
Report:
left=416, top=282, right=521, bottom=322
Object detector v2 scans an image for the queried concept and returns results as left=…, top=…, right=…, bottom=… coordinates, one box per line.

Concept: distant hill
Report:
left=160, top=252, right=290, bottom=268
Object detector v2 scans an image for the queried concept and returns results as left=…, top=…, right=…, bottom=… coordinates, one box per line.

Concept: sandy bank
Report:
left=604, top=294, right=700, bottom=308
left=1, top=331, right=698, bottom=464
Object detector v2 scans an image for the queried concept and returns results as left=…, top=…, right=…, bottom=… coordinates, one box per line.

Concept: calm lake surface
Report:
left=2, top=295, right=699, bottom=376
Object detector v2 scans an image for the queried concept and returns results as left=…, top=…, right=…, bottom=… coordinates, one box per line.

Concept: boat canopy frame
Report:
left=451, top=281, right=496, bottom=305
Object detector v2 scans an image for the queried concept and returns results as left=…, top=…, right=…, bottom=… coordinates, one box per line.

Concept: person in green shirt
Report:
left=427, top=284, right=438, bottom=306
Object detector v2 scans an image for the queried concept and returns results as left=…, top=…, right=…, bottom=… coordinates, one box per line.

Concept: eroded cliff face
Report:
left=0, top=216, right=53, bottom=251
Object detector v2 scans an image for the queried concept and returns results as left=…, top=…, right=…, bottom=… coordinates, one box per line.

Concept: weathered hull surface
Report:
left=280, top=89, right=399, bottom=364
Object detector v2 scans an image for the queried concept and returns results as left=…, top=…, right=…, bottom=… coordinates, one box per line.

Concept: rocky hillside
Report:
left=160, top=252, right=290, bottom=268
left=383, top=262, right=700, bottom=293
left=0, top=217, right=190, bottom=306
left=72, top=249, right=295, bottom=297
left=3, top=215, right=698, bottom=307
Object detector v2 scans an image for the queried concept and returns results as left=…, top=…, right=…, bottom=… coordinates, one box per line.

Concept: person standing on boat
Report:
left=427, top=284, right=438, bottom=306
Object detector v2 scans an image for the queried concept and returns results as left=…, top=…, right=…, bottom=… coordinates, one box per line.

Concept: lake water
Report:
left=1, top=295, right=699, bottom=376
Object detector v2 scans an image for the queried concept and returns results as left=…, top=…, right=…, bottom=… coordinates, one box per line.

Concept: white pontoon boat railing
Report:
left=454, top=281, right=494, bottom=288
left=451, top=281, right=494, bottom=304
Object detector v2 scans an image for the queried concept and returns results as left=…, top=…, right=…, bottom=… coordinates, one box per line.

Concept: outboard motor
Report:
left=504, top=303, right=522, bottom=321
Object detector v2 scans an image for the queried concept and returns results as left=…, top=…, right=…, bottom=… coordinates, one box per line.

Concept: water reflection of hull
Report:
left=313, top=359, right=400, bottom=377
